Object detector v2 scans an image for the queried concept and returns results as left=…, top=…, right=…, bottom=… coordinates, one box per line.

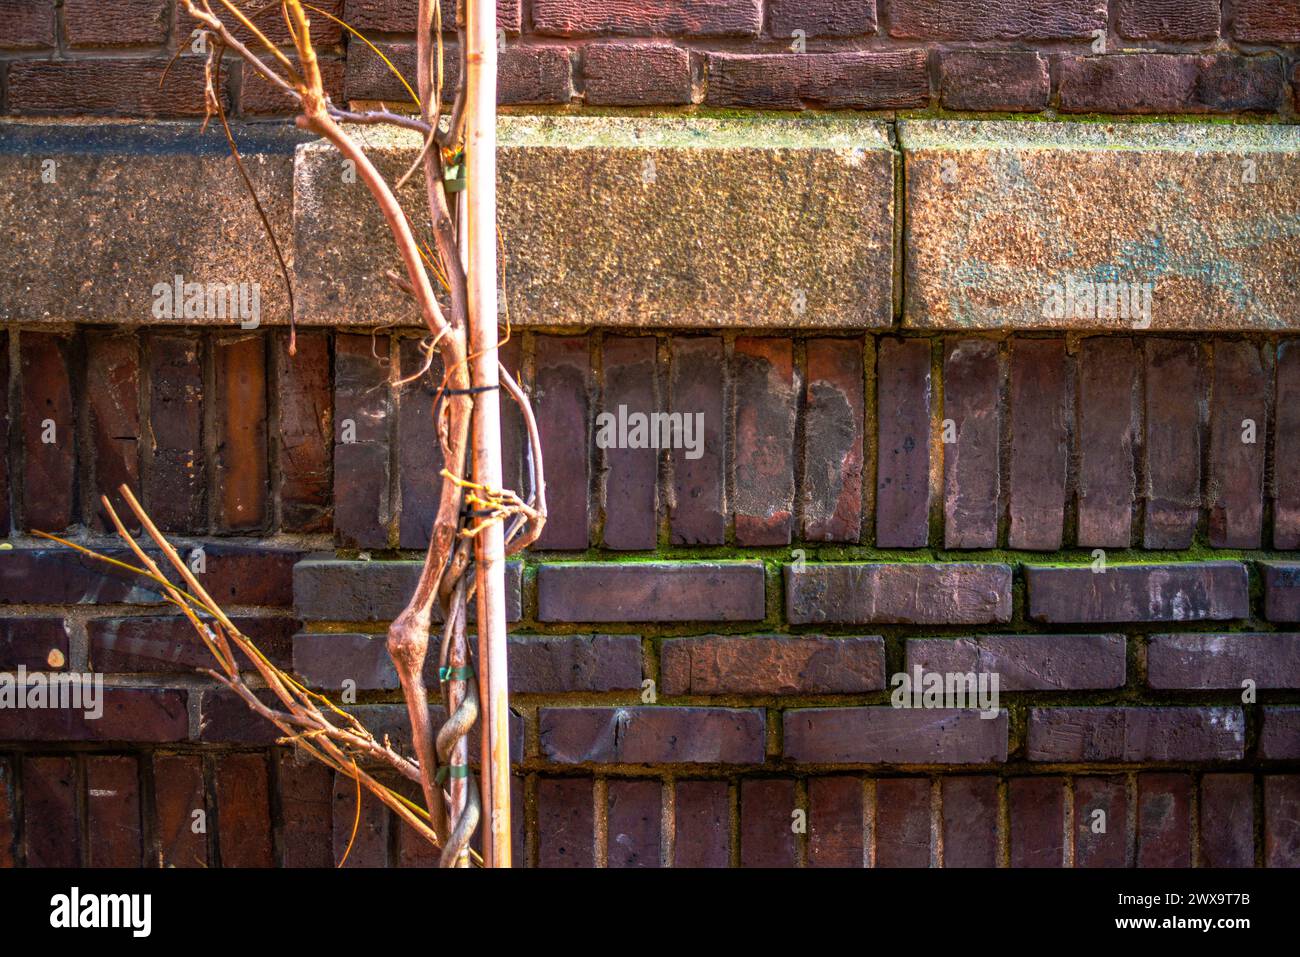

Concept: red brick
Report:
left=661, top=634, right=884, bottom=695
left=240, top=58, right=346, bottom=115
left=1200, top=773, right=1255, bottom=868
left=876, top=338, right=932, bottom=547
left=535, top=0, right=761, bottom=37
left=1008, top=339, right=1067, bottom=551
left=500, top=45, right=574, bottom=104
left=277, top=751, right=334, bottom=868
left=145, top=334, right=206, bottom=533
left=538, top=562, right=765, bottom=623
left=803, top=338, right=864, bottom=543
left=1118, top=0, right=1220, bottom=40
left=340, top=703, right=523, bottom=764
left=808, top=776, right=863, bottom=867
left=214, top=335, right=269, bottom=532
left=876, top=777, right=931, bottom=867
left=1009, top=777, right=1065, bottom=867
left=0, top=688, right=188, bottom=743
left=601, top=336, right=659, bottom=550
left=199, top=689, right=286, bottom=746
left=704, top=50, right=929, bottom=110
left=344, top=41, right=422, bottom=104
left=1148, top=632, right=1300, bottom=690
left=0, top=0, right=55, bottom=49
left=891, top=0, right=1104, bottom=39
left=90, top=615, right=294, bottom=674
left=534, top=336, right=591, bottom=550
left=7, top=57, right=218, bottom=117
left=349, top=42, right=570, bottom=104
left=669, top=337, right=725, bottom=545
left=509, top=634, right=642, bottom=693
left=1074, top=775, right=1128, bottom=868
left=85, top=333, right=141, bottom=532
left=1059, top=54, right=1284, bottom=115
left=907, top=633, right=1125, bottom=691
left=1077, top=337, right=1138, bottom=548
left=1232, top=0, right=1300, bottom=42
left=499, top=337, right=525, bottom=501
left=939, top=51, right=1049, bottom=112
left=1263, top=563, right=1300, bottom=622
left=86, top=755, right=142, bottom=867
left=64, top=0, right=169, bottom=46
left=584, top=42, right=691, bottom=106
left=942, top=339, right=1000, bottom=548
left=293, top=558, right=522, bottom=622
left=740, top=778, right=796, bottom=868
left=396, top=336, right=446, bottom=549
left=607, top=779, right=661, bottom=867
left=1027, top=707, right=1244, bottom=762
left=0, top=758, right=13, bottom=867
left=1208, top=341, right=1267, bottom=548
left=0, top=618, right=68, bottom=671
left=20, top=332, right=76, bottom=532
left=152, top=754, right=207, bottom=868
left=275, top=330, right=332, bottom=533
left=1260, top=707, right=1300, bottom=759
left=538, top=777, right=594, bottom=867
left=22, top=755, right=79, bottom=867
left=1026, top=561, right=1248, bottom=624
left=231, top=0, right=344, bottom=46
left=770, top=0, right=877, bottom=38
left=732, top=338, right=795, bottom=545
left=673, top=780, right=729, bottom=867
left=334, top=333, right=391, bottom=549
left=784, top=708, right=1007, bottom=764
left=540, top=707, right=765, bottom=765
left=1275, top=341, right=1300, bottom=548
left=332, top=772, right=388, bottom=867
left=786, top=563, right=1012, bottom=626
left=1137, top=772, right=1191, bottom=867
left=1265, top=775, right=1300, bottom=866
left=344, top=0, right=521, bottom=34
left=941, top=776, right=997, bottom=867
left=0, top=333, right=9, bottom=533
left=0, top=548, right=152, bottom=605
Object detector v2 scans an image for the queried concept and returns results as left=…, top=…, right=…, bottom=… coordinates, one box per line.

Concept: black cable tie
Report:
left=443, top=384, right=500, bottom=396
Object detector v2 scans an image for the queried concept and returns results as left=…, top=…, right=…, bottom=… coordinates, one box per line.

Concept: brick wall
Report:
left=0, top=0, right=1298, bottom=118
left=0, top=324, right=1298, bottom=867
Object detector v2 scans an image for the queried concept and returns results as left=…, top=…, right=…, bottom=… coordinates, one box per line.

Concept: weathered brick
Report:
left=786, top=563, right=1012, bottom=626
left=1058, top=53, right=1283, bottom=114
left=333, top=333, right=391, bottom=549
left=732, top=338, right=796, bottom=545
left=90, top=615, right=295, bottom=674
left=601, top=336, right=659, bottom=550
left=85, top=332, right=141, bottom=532
left=276, top=330, right=332, bottom=533
left=20, top=332, right=75, bottom=531
left=0, top=548, right=155, bottom=605
left=876, top=777, right=931, bottom=867
left=535, top=0, right=761, bottom=36
left=214, top=335, right=268, bottom=532
left=498, top=45, right=575, bottom=106
left=607, top=779, right=661, bottom=867
left=891, top=0, right=1104, bottom=39
left=534, top=336, right=590, bottom=550
left=784, top=708, right=1007, bottom=764
left=1077, top=337, right=1138, bottom=548
left=1117, top=0, right=1219, bottom=39
left=22, top=756, right=79, bottom=867
left=0, top=0, right=56, bottom=49
left=197, top=688, right=281, bottom=745
left=1074, top=775, right=1127, bottom=868
left=538, top=562, right=764, bottom=623
left=939, top=51, right=1049, bottom=112
left=233, top=0, right=343, bottom=45
left=1009, top=339, right=1068, bottom=551
left=1148, top=632, right=1300, bottom=690
left=942, top=339, right=1000, bottom=548
left=64, top=0, right=169, bottom=46
left=294, top=558, right=522, bottom=622
left=740, top=778, right=796, bottom=868
left=803, top=338, right=864, bottom=543
left=0, top=687, right=188, bottom=743
left=583, top=42, right=691, bottom=106
left=770, top=0, right=876, bottom=38
left=0, top=333, right=9, bottom=534
left=1009, top=777, right=1065, bottom=867
left=537, top=777, right=594, bottom=867
left=661, top=635, right=884, bottom=696
left=343, top=41, right=422, bottom=105
left=670, top=337, right=725, bottom=545
left=1137, top=772, right=1192, bottom=867
left=277, top=751, right=333, bottom=868
left=704, top=51, right=929, bottom=110
left=0, top=618, right=68, bottom=671
left=0, top=758, right=13, bottom=867
left=8, top=58, right=216, bottom=117
left=240, top=58, right=345, bottom=115
left=145, top=334, right=205, bottom=533
left=86, top=755, right=141, bottom=868
left=1263, top=563, right=1300, bottom=622
left=1275, top=341, right=1300, bottom=548
left=1260, top=707, right=1300, bottom=759
left=673, top=780, right=729, bottom=867
left=1208, top=341, right=1267, bottom=547
left=396, top=336, right=446, bottom=549
left=1025, top=562, right=1248, bottom=624
left=1027, top=707, right=1245, bottom=762
left=1200, top=773, right=1255, bottom=868
left=332, top=772, right=388, bottom=868
left=347, top=41, right=569, bottom=107
left=152, top=754, right=207, bottom=868
left=941, top=776, right=997, bottom=867
left=876, top=338, right=931, bottom=548
left=907, top=634, right=1126, bottom=691
left=343, top=0, right=521, bottom=33
left=808, top=776, right=863, bottom=867
left=1265, top=776, right=1300, bottom=866
left=540, top=707, right=765, bottom=765
left=1232, top=0, right=1300, bottom=42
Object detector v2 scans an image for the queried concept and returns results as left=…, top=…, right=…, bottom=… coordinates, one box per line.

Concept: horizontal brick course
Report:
left=538, top=562, right=765, bottom=623
left=906, top=634, right=1126, bottom=691
left=1262, top=563, right=1300, bottom=622
left=1147, top=633, right=1300, bottom=690
left=1025, top=562, right=1249, bottom=624
left=1028, top=707, right=1245, bottom=762
left=294, top=559, right=522, bottom=622
left=0, top=687, right=188, bottom=743
left=784, top=707, right=1008, bottom=764
left=786, top=564, right=1012, bottom=626
left=661, top=635, right=885, bottom=695
left=539, top=706, right=765, bottom=764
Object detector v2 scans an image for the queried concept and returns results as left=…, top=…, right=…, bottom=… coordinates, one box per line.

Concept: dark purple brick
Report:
left=876, top=777, right=931, bottom=867
left=1059, top=54, right=1284, bottom=114
left=1260, top=707, right=1300, bottom=759
left=601, top=336, right=659, bottom=550
left=0, top=687, right=188, bottom=743
left=1148, top=632, right=1300, bottom=690
left=704, top=50, right=929, bottom=110
left=1209, top=341, right=1267, bottom=548
left=276, top=330, right=332, bottom=533
left=607, top=779, right=661, bottom=867
left=1027, top=707, right=1245, bottom=762
left=334, top=333, right=391, bottom=549
left=0, top=333, right=9, bottom=534
left=1008, top=339, right=1067, bottom=551
left=769, top=0, right=877, bottom=38
left=891, top=0, right=1105, bottom=39
left=876, top=338, right=932, bottom=548
left=1263, top=563, right=1300, bottom=622
left=1232, top=0, right=1300, bottom=42
left=583, top=42, right=691, bottom=105
left=534, top=0, right=762, bottom=37
left=538, top=777, right=594, bottom=868
left=803, top=338, right=864, bottom=543
left=332, top=772, right=388, bottom=868
left=732, top=337, right=796, bottom=546
left=942, top=339, right=1000, bottom=549
left=1118, top=0, right=1219, bottom=39
left=740, top=778, right=796, bottom=868
left=939, top=51, right=1049, bottom=112
left=152, top=754, right=206, bottom=868
left=0, top=617, right=68, bottom=671
left=540, top=707, right=765, bottom=765
left=786, top=563, right=1012, bottom=626
left=0, top=758, right=12, bottom=867
left=673, top=780, right=730, bottom=867
left=198, top=688, right=281, bottom=746
left=661, top=634, right=884, bottom=695
left=538, top=562, right=764, bottom=623
left=277, top=751, right=334, bottom=868
left=89, top=615, right=295, bottom=674
left=213, top=335, right=269, bottom=532
left=396, top=336, right=446, bottom=549
left=343, top=703, right=524, bottom=765
left=808, top=776, right=863, bottom=867
left=1265, top=776, right=1300, bottom=866
left=784, top=708, right=1007, bottom=765
left=293, top=558, right=521, bottom=623
left=0, top=0, right=56, bottom=49
left=941, top=776, right=997, bottom=867
left=85, top=332, right=141, bottom=532
left=907, top=633, right=1126, bottom=691
left=145, top=334, right=205, bottom=533
left=86, top=755, right=141, bottom=868
left=1074, top=775, right=1128, bottom=868
left=1137, top=772, right=1191, bottom=868
left=20, top=332, right=75, bottom=531
left=1009, top=777, right=1065, bottom=868
left=670, top=337, right=725, bottom=545
left=1077, top=337, right=1138, bottom=548
left=1274, top=341, right=1300, bottom=548
left=1143, top=339, right=1203, bottom=547
left=534, top=336, right=591, bottom=550
left=1026, top=562, right=1248, bottom=624
left=22, top=756, right=79, bottom=867
left=1200, top=773, right=1255, bottom=868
